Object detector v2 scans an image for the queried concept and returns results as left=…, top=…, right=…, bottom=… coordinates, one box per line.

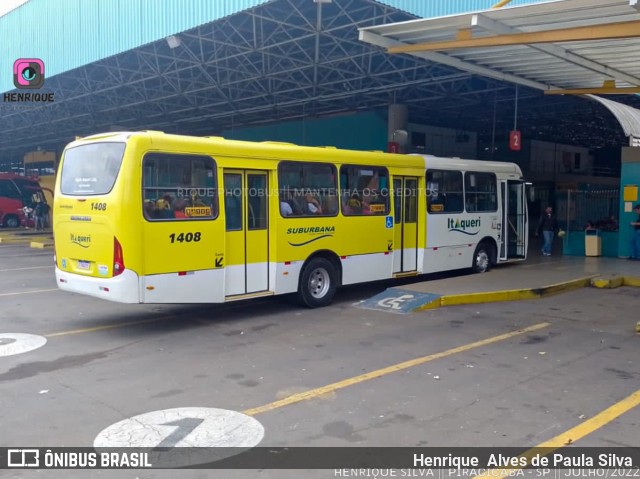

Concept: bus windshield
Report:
left=61, top=142, right=125, bottom=195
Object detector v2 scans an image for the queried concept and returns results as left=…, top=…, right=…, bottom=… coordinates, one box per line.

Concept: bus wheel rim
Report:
left=308, top=267, right=330, bottom=298
left=476, top=251, right=489, bottom=271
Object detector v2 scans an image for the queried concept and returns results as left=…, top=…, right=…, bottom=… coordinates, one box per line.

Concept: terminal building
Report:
left=1, top=0, right=640, bottom=257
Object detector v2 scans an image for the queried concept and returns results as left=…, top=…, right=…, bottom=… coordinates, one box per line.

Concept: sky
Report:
left=0, top=0, right=29, bottom=18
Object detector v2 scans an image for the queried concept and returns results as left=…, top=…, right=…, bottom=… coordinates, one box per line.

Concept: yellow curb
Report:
left=623, top=276, right=640, bottom=287
left=591, top=275, right=624, bottom=289
left=0, top=236, right=31, bottom=244
left=415, top=276, right=595, bottom=311
left=30, top=240, right=54, bottom=249
left=439, top=288, right=538, bottom=307
left=417, top=299, right=442, bottom=310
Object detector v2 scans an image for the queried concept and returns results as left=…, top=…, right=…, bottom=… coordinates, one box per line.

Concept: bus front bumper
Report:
left=55, top=267, right=140, bottom=303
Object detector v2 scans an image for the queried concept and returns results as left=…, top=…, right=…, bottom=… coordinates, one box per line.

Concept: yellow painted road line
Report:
left=536, top=388, right=640, bottom=448
left=45, top=316, right=175, bottom=338
left=0, top=266, right=52, bottom=272
left=243, top=322, right=550, bottom=416
left=0, top=288, right=58, bottom=297
left=43, top=299, right=271, bottom=338
left=474, top=388, right=640, bottom=479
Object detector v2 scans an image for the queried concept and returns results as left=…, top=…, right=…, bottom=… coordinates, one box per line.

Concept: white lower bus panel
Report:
left=141, top=269, right=226, bottom=303
left=55, top=267, right=141, bottom=303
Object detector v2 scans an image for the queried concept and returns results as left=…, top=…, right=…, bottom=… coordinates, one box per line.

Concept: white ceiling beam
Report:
left=359, top=30, right=552, bottom=91
left=472, top=13, right=640, bottom=86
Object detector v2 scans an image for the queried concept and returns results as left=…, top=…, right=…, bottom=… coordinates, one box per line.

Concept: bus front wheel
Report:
left=297, top=257, right=338, bottom=308
left=472, top=242, right=492, bottom=274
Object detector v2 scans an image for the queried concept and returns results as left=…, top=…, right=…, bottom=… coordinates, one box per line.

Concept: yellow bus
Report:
left=53, top=131, right=528, bottom=307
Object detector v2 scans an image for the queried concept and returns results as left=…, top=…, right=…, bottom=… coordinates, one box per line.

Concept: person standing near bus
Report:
left=34, top=201, right=45, bottom=231
left=22, top=203, right=34, bottom=229
left=536, top=205, right=558, bottom=256
left=628, top=204, right=640, bottom=260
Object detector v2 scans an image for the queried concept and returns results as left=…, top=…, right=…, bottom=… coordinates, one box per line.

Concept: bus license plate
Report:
left=77, top=260, right=90, bottom=270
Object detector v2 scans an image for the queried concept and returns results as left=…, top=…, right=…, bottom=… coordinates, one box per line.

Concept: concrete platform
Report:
left=359, top=254, right=640, bottom=313
left=0, top=228, right=53, bottom=247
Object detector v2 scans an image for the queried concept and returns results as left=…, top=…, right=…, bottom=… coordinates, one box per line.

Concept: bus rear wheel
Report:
left=297, top=257, right=338, bottom=308
left=472, top=242, right=492, bottom=274
left=3, top=215, right=19, bottom=228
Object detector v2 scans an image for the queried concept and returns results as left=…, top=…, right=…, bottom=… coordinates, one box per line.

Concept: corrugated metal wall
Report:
left=378, top=0, right=548, bottom=18
left=0, top=0, right=268, bottom=94
left=0, top=0, right=549, bottom=94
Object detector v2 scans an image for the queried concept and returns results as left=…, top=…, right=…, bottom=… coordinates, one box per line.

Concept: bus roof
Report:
left=412, top=154, right=523, bottom=177
left=67, top=131, right=523, bottom=175
left=66, top=131, right=425, bottom=169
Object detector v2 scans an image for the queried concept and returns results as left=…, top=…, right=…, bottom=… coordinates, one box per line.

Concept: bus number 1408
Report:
left=169, top=232, right=202, bottom=243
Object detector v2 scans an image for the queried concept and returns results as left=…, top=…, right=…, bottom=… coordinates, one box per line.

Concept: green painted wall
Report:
left=220, top=111, right=389, bottom=152
left=562, top=231, right=619, bottom=258
left=618, top=148, right=640, bottom=258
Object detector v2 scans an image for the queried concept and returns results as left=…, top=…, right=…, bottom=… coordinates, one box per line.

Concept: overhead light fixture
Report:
left=313, top=0, right=332, bottom=3
left=166, top=35, right=181, bottom=49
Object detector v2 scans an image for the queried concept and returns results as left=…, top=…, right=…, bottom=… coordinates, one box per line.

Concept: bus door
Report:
left=223, top=170, right=269, bottom=297
left=392, top=177, right=419, bottom=274
left=499, top=180, right=527, bottom=260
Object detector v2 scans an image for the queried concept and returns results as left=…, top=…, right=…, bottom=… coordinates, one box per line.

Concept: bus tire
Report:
left=3, top=215, right=19, bottom=228
left=471, top=242, right=492, bottom=274
left=297, top=257, right=337, bottom=308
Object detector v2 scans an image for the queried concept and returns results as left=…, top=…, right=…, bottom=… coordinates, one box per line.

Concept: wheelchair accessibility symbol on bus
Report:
left=385, top=216, right=393, bottom=228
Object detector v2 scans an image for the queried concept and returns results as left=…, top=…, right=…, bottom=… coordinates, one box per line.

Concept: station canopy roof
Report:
left=2, top=0, right=640, bottom=167
left=360, top=0, right=640, bottom=143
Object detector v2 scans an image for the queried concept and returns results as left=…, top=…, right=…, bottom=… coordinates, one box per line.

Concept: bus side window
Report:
left=446, top=194, right=463, bottom=213
left=247, top=174, right=267, bottom=229
left=224, top=173, right=243, bottom=230
left=427, top=170, right=462, bottom=214
left=277, top=161, right=337, bottom=218
left=142, top=153, right=217, bottom=222
left=340, top=165, right=389, bottom=216
left=465, top=172, right=497, bottom=213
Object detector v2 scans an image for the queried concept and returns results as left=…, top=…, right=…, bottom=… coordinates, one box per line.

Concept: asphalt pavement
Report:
left=0, top=241, right=638, bottom=479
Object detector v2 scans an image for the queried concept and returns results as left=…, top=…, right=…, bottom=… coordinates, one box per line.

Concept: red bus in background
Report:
left=0, top=174, right=48, bottom=228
